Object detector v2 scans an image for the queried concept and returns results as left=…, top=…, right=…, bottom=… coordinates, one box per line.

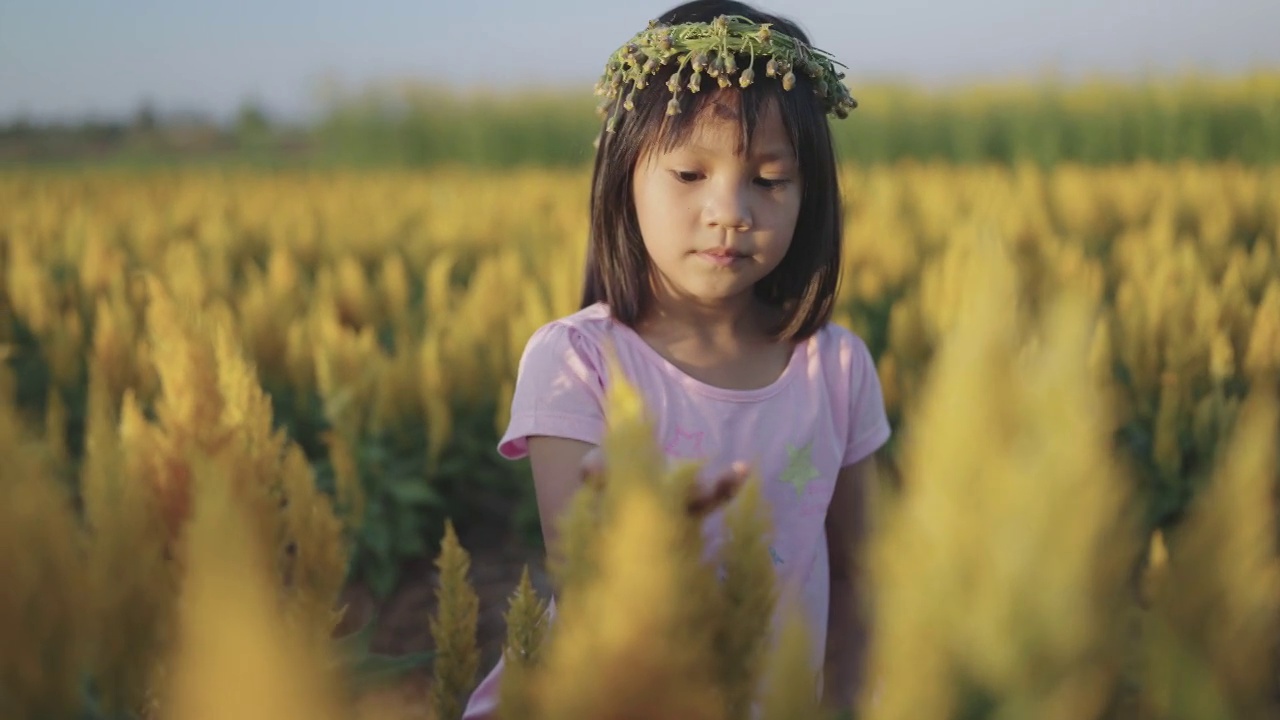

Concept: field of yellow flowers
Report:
left=0, top=161, right=1278, bottom=719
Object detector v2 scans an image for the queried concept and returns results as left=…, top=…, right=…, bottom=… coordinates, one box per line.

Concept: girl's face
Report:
left=632, top=96, right=802, bottom=313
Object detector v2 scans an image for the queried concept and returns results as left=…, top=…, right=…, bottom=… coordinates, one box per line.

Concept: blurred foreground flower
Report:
left=864, top=234, right=1138, bottom=720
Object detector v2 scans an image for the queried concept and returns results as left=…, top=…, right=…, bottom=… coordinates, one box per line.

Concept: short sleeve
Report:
left=841, top=336, right=892, bottom=468
left=498, top=322, right=607, bottom=459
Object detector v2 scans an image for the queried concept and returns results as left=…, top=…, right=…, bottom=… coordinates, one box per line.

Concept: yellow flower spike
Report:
left=82, top=360, right=175, bottom=717
left=429, top=520, right=480, bottom=720
left=1209, top=329, right=1236, bottom=384
left=1243, top=280, right=1280, bottom=379
left=548, top=478, right=604, bottom=597
left=237, top=281, right=289, bottom=385
left=323, top=430, right=366, bottom=535
left=212, top=316, right=269, bottom=441
left=161, top=241, right=210, bottom=310
left=1156, top=382, right=1280, bottom=716
left=266, top=245, right=300, bottom=302
left=598, top=341, right=665, bottom=498
left=535, top=484, right=724, bottom=720
left=378, top=252, right=411, bottom=331
left=502, top=566, right=548, bottom=668
left=284, top=320, right=316, bottom=402
left=1086, top=313, right=1114, bottom=388
left=598, top=346, right=641, bottom=425
left=1245, top=240, right=1274, bottom=294
left=335, top=254, right=372, bottom=329
left=143, top=274, right=224, bottom=444
left=1138, top=529, right=1170, bottom=607
left=4, top=236, right=53, bottom=335
left=164, top=459, right=342, bottom=720
left=866, top=239, right=1136, bottom=720
left=369, top=348, right=413, bottom=436
left=278, top=443, right=349, bottom=651
left=91, top=293, right=137, bottom=407
left=424, top=251, right=457, bottom=321
left=661, top=458, right=708, bottom=527
left=715, top=474, right=778, bottom=720
left=78, top=220, right=123, bottom=298
left=759, top=605, right=820, bottom=720
left=0, top=403, right=90, bottom=720
left=498, top=566, right=548, bottom=719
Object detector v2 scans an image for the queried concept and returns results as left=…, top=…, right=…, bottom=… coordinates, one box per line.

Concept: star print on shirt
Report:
left=780, top=441, right=820, bottom=497
left=664, top=426, right=705, bottom=458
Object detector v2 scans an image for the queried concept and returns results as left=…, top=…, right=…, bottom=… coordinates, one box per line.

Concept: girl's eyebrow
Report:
left=751, top=147, right=795, bottom=163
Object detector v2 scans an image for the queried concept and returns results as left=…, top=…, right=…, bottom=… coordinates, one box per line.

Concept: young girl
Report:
left=463, top=1, right=888, bottom=716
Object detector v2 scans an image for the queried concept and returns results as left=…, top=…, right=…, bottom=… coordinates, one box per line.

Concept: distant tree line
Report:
left=4, top=73, right=1279, bottom=167
left=0, top=100, right=309, bottom=166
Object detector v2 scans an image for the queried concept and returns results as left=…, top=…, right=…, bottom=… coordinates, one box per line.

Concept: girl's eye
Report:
left=670, top=170, right=789, bottom=188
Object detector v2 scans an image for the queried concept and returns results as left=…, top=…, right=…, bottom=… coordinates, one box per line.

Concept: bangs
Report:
left=607, top=57, right=809, bottom=162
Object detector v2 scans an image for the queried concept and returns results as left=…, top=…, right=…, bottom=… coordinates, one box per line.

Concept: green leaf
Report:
left=368, top=561, right=400, bottom=598
left=363, top=518, right=392, bottom=560
left=386, top=477, right=440, bottom=506
left=396, top=524, right=428, bottom=556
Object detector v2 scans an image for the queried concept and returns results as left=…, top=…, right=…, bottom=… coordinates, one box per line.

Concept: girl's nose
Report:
left=704, top=180, right=753, bottom=232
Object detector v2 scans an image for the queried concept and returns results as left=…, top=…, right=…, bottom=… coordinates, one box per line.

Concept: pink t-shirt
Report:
left=463, top=302, right=890, bottom=718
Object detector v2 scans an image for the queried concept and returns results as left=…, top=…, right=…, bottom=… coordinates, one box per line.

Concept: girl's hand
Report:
left=579, top=447, right=749, bottom=518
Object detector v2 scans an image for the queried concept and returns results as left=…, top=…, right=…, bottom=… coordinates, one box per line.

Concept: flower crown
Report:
left=594, top=14, right=857, bottom=133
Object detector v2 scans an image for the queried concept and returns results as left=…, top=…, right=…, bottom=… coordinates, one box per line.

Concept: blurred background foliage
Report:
left=3, top=73, right=1280, bottom=168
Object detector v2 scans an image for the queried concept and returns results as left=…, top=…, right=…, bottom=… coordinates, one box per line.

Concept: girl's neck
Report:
left=638, top=291, right=781, bottom=346
left=630, top=290, right=794, bottom=393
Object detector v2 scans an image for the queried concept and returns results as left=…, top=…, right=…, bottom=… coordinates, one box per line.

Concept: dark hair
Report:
left=579, top=0, right=844, bottom=342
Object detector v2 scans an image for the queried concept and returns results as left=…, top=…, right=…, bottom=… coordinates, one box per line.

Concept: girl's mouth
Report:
left=698, top=249, right=747, bottom=267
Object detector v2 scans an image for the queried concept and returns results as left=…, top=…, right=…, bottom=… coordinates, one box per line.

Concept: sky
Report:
left=2, top=0, right=1278, bottom=123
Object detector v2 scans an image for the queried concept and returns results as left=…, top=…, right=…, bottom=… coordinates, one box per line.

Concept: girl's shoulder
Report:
left=803, top=321, right=881, bottom=406
left=810, top=320, right=874, bottom=368
left=526, top=302, right=614, bottom=349
left=542, top=302, right=615, bottom=338
left=516, top=302, right=617, bottom=379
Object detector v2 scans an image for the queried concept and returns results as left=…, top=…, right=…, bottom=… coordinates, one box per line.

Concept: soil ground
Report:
left=335, top=527, right=551, bottom=718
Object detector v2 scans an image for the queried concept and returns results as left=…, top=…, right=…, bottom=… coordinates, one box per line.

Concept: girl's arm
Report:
left=526, top=438, right=750, bottom=567
left=822, top=452, right=878, bottom=712
left=526, top=436, right=598, bottom=566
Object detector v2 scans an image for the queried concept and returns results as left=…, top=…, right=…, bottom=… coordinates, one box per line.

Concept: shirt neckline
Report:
left=608, top=314, right=810, bottom=402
